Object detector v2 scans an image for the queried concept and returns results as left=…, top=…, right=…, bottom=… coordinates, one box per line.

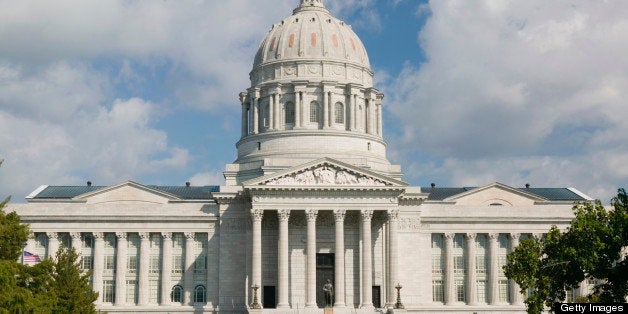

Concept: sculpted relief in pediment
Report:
left=264, top=165, right=388, bottom=186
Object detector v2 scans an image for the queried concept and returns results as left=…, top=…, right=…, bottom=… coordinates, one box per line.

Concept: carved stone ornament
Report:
left=398, top=218, right=421, bottom=231
left=184, top=232, right=195, bottom=240
left=278, top=209, right=290, bottom=222
left=92, top=232, right=104, bottom=240
left=387, top=209, right=399, bottom=221
left=465, top=233, right=477, bottom=240
left=46, top=232, right=59, bottom=240
left=510, top=233, right=520, bottom=240
left=115, top=232, right=127, bottom=240
left=251, top=209, right=264, bottom=222
left=139, top=232, right=150, bottom=240
left=70, top=232, right=81, bottom=240
left=444, top=233, right=455, bottom=240
left=284, top=66, right=297, bottom=76
left=361, top=210, right=373, bottom=221
left=334, top=209, right=346, bottom=222
left=264, top=164, right=388, bottom=186
left=305, top=209, right=318, bottom=221
left=161, top=232, right=172, bottom=240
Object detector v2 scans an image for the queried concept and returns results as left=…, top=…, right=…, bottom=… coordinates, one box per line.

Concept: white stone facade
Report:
left=8, top=1, right=594, bottom=313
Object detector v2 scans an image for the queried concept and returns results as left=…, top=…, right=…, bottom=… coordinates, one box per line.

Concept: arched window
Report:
left=171, top=285, right=183, bottom=303
left=194, top=285, right=206, bottom=304
left=285, top=101, right=295, bottom=124
left=334, top=102, right=344, bottom=124
left=310, top=101, right=319, bottom=123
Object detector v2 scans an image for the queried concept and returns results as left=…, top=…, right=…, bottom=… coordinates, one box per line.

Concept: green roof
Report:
left=422, top=187, right=587, bottom=201
left=31, top=185, right=219, bottom=200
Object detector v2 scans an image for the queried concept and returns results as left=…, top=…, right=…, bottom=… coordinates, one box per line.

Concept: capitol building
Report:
left=9, top=1, right=593, bottom=313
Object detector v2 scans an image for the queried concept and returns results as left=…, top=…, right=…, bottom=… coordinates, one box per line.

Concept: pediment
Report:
left=74, top=181, right=181, bottom=205
left=243, top=158, right=406, bottom=188
left=444, top=182, right=548, bottom=206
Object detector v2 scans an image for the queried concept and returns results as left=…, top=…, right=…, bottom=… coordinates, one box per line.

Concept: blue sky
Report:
left=1, top=0, right=627, bottom=203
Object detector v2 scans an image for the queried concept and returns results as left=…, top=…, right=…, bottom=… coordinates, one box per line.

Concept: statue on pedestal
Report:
left=323, top=279, right=334, bottom=307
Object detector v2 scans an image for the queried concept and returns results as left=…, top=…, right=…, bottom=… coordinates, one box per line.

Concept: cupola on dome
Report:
left=252, top=0, right=371, bottom=72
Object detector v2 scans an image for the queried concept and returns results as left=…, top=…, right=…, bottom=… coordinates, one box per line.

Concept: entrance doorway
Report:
left=372, top=286, right=381, bottom=308
left=263, top=286, right=276, bottom=308
left=316, top=253, right=335, bottom=307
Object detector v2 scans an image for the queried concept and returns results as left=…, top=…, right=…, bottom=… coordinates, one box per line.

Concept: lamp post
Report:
left=394, top=283, right=404, bottom=309
left=250, top=284, right=261, bottom=309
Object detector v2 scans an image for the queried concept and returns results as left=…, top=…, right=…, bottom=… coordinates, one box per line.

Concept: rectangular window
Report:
left=432, top=255, right=443, bottom=274
left=173, top=234, right=184, bottom=248
left=149, top=280, right=160, bottom=304
left=103, top=280, right=115, bottom=303
left=499, top=279, right=509, bottom=303
left=476, top=256, right=486, bottom=275
left=127, top=255, right=137, bottom=274
left=477, top=280, right=487, bottom=303
left=104, top=255, right=115, bottom=274
left=173, top=255, right=184, bottom=274
left=432, top=279, right=444, bottom=302
left=150, top=256, right=161, bottom=274
left=455, top=279, right=465, bottom=302
left=81, top=256, right=93, bottom=270
left=126, top=280, right=137, bottom=304
left=150, top=234, right=161, bottom=249
left=104, top=233, right=116, bottom=249
left=454, top=255, right=465, bottom=274
left=194, top=256, right=206, bottom=273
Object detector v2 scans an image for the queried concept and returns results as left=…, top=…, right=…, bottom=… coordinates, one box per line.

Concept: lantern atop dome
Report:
left=293, top=0, right=329, bottom=14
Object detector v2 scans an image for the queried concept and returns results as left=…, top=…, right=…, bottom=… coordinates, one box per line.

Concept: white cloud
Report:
left=188, top=170, right=225, bottom=186
left=0, top=62, right=188, bottom=199
left=386, top=0, right=628, bottom=201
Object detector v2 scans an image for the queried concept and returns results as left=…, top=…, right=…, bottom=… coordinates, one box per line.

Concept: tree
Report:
left=0, top=160, right=97, bottom=313
left=51, top=246, right=98, bottom=313
left=504, top=188, right=628, bottom=313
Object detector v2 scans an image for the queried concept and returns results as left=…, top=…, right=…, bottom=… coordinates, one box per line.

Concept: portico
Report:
left=242, top=158, right=414, bottom=311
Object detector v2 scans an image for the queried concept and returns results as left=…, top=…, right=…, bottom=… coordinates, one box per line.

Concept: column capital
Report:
left=387, top=209, right=399, bottom=221
left=251, top=208, right=264, bottom=222
left=70, top=232, right=81, bottom=240
left=139, top=232, right=150, bottom=240
left=533, top=233, right=543, bottom=240
left=46, top=231, right=59, bottom=240
left=305, top=209, right=318, bottom=222
left=93, top=232, right=104, bottom=240
left=334, top=209, right=346, bottom=222
left=444, top=233, right=455, bottom=240
left=510, top=233, right=520, bottom=240
left=488, top=233, right=499, bottom=240
left=278, top=209, right=290, bottom=222
left=115, top=232, right=127, bottom=240
left=465, top=232, right=477, bottom=240
left=361, top=209, right=373, bottom=221
left=161, top=232, right=172, bottom=240
left=184, top=232, right=195, bottom=240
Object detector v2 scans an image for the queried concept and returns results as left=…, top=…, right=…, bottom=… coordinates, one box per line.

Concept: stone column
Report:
left=161, top=232, right=173, bottom=306
left=47, top=232, right=59, bottom=259
left=386, top=210, right=399, bottom=308
left=295, top=91, right=302, bottom=128
left=253, top=94, right=260, bottom=134
left=240, top=92, right=248, bottom=137
left=365, top=99, right=371, bottom=134
left=269, top=94, right=275, bottom=131
left=361, top=210, right=374, bottom=308
left=328, top=92, right=334, bottom=127
left=277, top=210, right=290, bottom=309
left=70, top=232, right=81, bottom=252
left=93, top=232, right=105, bottom=304
left=444, top=233, right=455, bottom=305
left=251, top=209, right=264, bottom=307
left=509, top=233, right=522, bottom=305
left=334, top=209, right=346, bottom=308
left=138, top=232, right=150, bottom=306
left=184, top=232, right=196, bottom=305
left=350, top=94, right=357, bottom=131
left=305, top=209, right=318, bottom=308
left=277, top=92, right=283, bottom=130
left=377, top=100, right=383, bottom=136
left=322, top=89, right=329, bottom=129
left=488, top=233, right=499, bottom=305
left=466, top=233, right=477, bottom=305
left=115, top=232, right=127, bottom=306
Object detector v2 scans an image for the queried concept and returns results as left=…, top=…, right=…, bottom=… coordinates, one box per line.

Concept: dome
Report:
left=252, top=0, right=371, bottom=72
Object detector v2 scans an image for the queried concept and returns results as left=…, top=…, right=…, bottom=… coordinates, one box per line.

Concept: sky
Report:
left=1, top=0, right=627, bottom=203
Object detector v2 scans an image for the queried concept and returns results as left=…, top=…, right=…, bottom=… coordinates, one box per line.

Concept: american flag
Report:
left=23, top=251, right=41, bottom=263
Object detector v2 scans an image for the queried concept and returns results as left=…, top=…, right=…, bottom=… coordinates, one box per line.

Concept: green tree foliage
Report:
left=504, top=188, right=628, bottom=313
left=0, top=160, right=98, bottom=313
left=51, top=246, right=98, bottom=313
